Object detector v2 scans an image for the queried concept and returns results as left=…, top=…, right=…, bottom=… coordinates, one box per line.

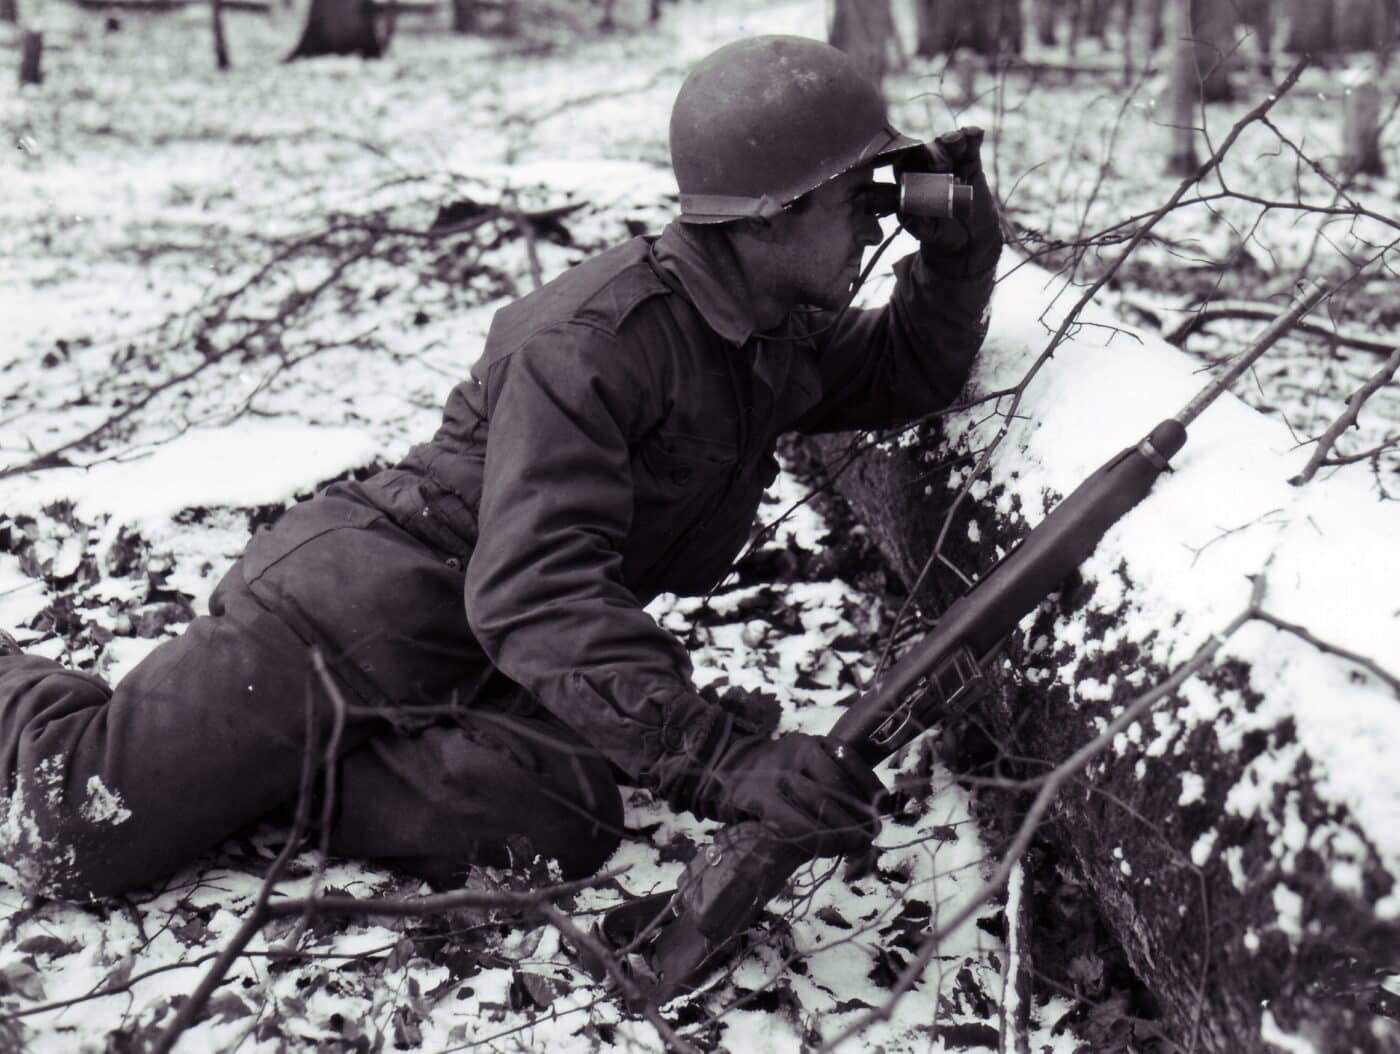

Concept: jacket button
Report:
left=671, top=467, right=692, bottom=485
left=445, top=557, right=461, bottom=570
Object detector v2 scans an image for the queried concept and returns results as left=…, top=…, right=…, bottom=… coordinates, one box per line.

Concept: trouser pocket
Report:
left=238, top=494, right=488, bottom=711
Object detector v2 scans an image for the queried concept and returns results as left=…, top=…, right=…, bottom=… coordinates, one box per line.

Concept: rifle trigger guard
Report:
left=869, top=644, right=984, bottom=751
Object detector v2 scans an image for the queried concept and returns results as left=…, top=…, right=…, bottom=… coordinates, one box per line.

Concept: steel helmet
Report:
left=670, top=35, right=919, bottom=224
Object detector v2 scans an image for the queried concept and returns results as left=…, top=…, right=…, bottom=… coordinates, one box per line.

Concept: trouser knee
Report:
left=330, top=713, right=626, bottom=885
left=1, top=760, right=142, bottom=901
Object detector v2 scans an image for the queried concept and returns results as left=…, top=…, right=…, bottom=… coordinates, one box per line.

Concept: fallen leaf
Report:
left=14, top=935, right=80, bottom=958
left=0, top=961, right=44, bottom=1001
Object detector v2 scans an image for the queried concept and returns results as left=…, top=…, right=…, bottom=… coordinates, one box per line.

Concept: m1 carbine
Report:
left=597, top=281, right=1330, bottom=1006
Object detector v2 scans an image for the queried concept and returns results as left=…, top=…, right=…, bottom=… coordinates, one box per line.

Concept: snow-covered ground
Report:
left=1, top=0, right=1396, bottom=1050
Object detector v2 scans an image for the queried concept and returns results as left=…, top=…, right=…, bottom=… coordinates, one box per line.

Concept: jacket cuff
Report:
left=645, top=693, right=736, bottom=818
left=920, top=237, right=1002, bottom=282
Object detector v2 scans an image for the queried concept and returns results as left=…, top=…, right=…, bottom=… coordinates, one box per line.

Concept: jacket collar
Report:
left=651, top=221, right=762, bottom=347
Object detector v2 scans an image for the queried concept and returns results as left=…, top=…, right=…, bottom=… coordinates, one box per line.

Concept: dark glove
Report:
left=700, top=732, right=884, bottom=857
left=897, top=126, right=1003, bottom=279
left=649, top=697, right=882, bottom=858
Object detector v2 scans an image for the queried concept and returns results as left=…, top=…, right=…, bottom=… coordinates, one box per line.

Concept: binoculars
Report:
left=866, top=172, right=974, bottom=221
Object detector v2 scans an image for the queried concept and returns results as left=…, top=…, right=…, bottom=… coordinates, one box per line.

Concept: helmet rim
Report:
left=669, top=35, right=920, bottom=224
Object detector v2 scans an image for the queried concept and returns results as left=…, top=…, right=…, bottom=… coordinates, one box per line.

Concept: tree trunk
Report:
left=830, top=0, right=898, bottom=89
left=1284, top=0, right=1332, bottom=56
left=18, top=27, right=41, bottom=85
left=286, top=0, right=384, bottom=58
left=1191, top=0, right=1236, bottom=100
left=451, top=0, right=474, bottom=32
left=799, top=251, right=1400, bottom=1054
left=914, top=0, right=959, bottom=57
left=997, top=0, right=1024, bottom=56
left=1144, top=0, right=1166, bottom=51
left=1166, top=0, right=1199, bottom=174
left=1335, top=0, right=1389, bottom=51
left=211, top=0, right=231, bottom=69
left=1238, top=0, right=1274, bottom=76
left=0, top=0, right=17, bottom=24
left=1342, top=68, right=1385, bottom=175
left=1085, top=0, right=1113, bottom=39
left=1122, top=0, right=1137, bottom=80
left=1034, top=0, right=1057, bottom=46
left=913, top=0, right=1019, bottom=57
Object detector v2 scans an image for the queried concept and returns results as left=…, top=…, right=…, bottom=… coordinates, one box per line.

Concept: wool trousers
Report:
left=0, top=491, right=623, bottom=899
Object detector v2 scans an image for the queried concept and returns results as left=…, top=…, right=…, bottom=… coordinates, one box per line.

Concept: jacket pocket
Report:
left=636, top=430, right=738, bottom=494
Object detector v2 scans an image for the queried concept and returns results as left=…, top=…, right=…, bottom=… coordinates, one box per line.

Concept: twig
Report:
left=275, top=649, right=350, bottom=953
left=1250, top=609, right=1400, bottom=694
left=534, top=903, right=699, bottom=1054
left=1174, top=282, right=1331, bottom=427
left=152, top=672, right=325, bottom=1054
left=1320, top=435, right=1399, bottom=466
left=1291, top=342, right=1400, bottom=484
left=0, top=237, right=379, bottom=481
left=1160, top=300, right=1400, bottom=357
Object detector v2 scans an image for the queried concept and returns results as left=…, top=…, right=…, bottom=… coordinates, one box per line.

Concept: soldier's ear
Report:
left=729, top=215, right=782, bottom=243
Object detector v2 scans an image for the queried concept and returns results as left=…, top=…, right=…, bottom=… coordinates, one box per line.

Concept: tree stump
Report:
left=286, top=0, right=383, bottom=58
left=18, top=27, right=41, bottom=85
left=800, top=246, right=1400, bottom=1053
left=1342, top=68, right=1385, bottom=176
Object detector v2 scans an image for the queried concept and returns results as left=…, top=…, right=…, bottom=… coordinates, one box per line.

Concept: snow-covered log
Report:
left=804, top=247, right=1400, bottom=1053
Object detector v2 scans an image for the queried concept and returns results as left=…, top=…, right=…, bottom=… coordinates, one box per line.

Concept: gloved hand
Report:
left=650, top=697, right=883, bottom=858
left=698, top=732, right=884, bottom=857
left=897, top=126, right=1003, bottom=279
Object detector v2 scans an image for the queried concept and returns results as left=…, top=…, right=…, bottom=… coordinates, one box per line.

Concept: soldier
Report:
left=0, top=35, right=1001, bottom=899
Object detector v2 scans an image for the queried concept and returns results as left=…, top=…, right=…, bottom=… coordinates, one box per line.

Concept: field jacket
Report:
left=355, top=222, right=995, bottom=780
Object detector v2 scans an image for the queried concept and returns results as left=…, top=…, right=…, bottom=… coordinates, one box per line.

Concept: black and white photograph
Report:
left=1, top=0, right=1397, bottom=1050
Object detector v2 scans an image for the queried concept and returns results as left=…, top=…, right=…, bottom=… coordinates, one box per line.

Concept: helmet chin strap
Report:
left=762, top=225, right=903, bottom=344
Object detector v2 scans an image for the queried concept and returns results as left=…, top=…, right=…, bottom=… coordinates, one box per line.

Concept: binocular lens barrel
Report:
left=865, top=173, right=973, bottom=221
left=900, top=172, right=974, bottom=220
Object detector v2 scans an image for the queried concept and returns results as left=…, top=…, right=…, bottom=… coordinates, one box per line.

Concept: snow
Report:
left=1261, top=1008, right=1322, bottom=1054
left=861, top=237, right=1400, bottom=891
left=78, top=776, right=131, bottom=826
left=0, top=420, right=380, bottom=535
left=1178, top=772, right=1205, bottom=806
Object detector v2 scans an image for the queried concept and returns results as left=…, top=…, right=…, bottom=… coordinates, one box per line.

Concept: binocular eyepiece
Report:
left=866, top=172, right=974, bottom=221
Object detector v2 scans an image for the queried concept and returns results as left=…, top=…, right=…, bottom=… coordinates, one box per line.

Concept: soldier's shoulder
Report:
left=485, top=237, right=673, bottom=356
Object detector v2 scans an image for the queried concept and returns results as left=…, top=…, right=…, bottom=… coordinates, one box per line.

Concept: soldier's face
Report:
left=775, top=166, right=885, bottom=310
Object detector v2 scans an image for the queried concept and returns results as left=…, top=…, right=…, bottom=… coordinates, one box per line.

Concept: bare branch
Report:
left=1157, top=300, right=1400, bottom=357
left=1291, top=342, right=1400, bottom=485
